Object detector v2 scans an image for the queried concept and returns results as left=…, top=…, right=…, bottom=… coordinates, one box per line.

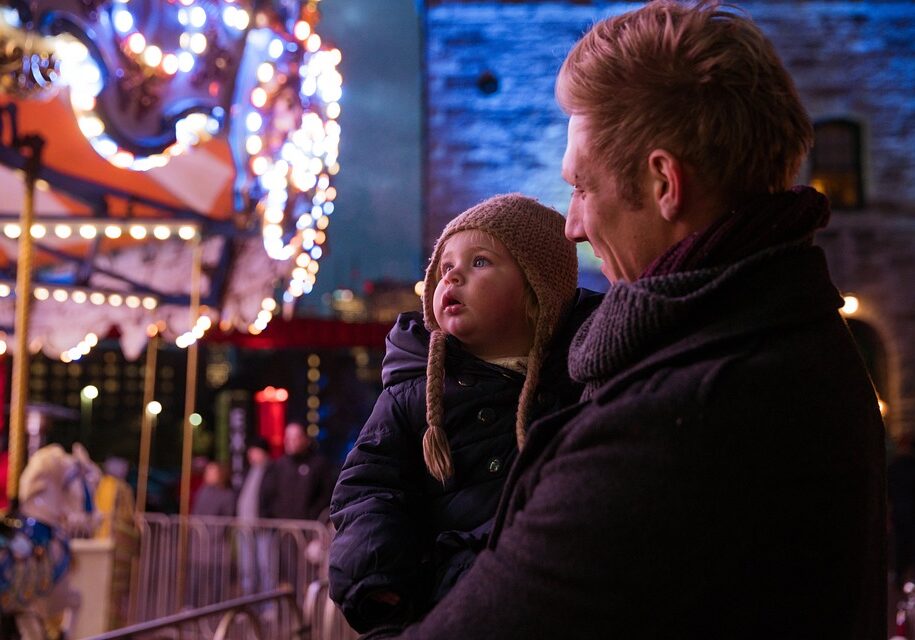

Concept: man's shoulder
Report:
left=570, top=317, right=880, bottom=448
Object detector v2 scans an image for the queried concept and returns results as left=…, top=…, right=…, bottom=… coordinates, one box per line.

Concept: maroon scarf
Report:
left=641, top=186, right=830, bottom=278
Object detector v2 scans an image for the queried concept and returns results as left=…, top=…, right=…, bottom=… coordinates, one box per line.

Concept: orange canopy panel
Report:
left=0, top=93, right=239, bottom=269
left=4, top=93, right=237, bottom=219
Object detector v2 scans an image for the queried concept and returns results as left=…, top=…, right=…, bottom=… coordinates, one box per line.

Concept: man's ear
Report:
left=647, top=149, right=684, bottom=222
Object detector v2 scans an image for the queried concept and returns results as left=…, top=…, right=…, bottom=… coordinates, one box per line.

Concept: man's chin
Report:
left=600, top=263, right=619, bottom=283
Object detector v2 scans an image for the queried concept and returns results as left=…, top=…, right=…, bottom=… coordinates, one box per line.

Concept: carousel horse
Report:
left=0, top=443, right=101, bottom=640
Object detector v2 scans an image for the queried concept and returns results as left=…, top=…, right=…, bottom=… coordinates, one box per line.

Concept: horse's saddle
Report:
left=0, top=514, right=70, bottom=613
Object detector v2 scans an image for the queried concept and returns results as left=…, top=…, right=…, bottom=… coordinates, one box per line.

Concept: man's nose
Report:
left=565, top=203, right=585, bottom=242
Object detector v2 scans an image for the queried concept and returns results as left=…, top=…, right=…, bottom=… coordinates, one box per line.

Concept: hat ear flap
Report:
left=422, top=244, right=444, bottom=332
left=423, top=330, right=453, bottom=483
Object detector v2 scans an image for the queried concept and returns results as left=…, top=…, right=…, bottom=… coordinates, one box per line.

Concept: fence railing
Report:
left=87, top=588, right=302, bottom=640
left=126, top=513, right=357, bottom=640
left=303, top=579, right=359, bottom=640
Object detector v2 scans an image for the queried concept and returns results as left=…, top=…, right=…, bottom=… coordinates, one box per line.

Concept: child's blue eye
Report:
left=441, top=263, right=453, bottom=273
left=472, top=257, right=489, bottom=267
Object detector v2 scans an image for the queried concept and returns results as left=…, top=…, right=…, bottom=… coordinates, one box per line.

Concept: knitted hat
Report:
left=421, top=193, right=579, bottom=482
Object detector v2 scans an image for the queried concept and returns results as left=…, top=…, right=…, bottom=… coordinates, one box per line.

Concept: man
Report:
left=259, top=422, right=334, bottom=606
left=237, top=436, right=271, bottom=595
left=260, top=422, right=334, bottom=521
left=372, top=2, right=886, bottom=637
left=238, top=436, right=271, bottom=523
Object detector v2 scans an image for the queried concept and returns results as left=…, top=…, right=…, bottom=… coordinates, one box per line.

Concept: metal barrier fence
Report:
left=88, top=588, right=303, bottom=640
left=128, top=513, right=358, bottom=640
left=303, top=580, right=359, bottom=640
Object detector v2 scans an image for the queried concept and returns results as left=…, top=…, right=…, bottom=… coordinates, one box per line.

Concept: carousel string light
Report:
left=175, top=308, right=218, bottom=349
left=111, top=0, right=250, bottom=77
left=92, top=0, right=341, bottom=290
left=0, top=280, right=159, bottom=311
left=247, top=295, right=279, bottom=335
left=243, top=20, right=341, bottom=300
left=53, top=32, right=219, bottom=172
left=59, top=331, right=100, bottom=363
left=0, top=218, right=200, bottom=241
left=0, top=0, right=341, bottom=332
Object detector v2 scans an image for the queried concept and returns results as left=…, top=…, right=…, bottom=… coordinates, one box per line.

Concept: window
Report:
left=810, top=119, right=864, bottom=210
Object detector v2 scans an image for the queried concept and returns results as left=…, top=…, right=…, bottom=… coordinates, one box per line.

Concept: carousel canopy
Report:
left=0, top=0, right=341, bottom=360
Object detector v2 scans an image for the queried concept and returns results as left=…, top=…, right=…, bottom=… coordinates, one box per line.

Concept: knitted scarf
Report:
left=568, top=187, right=830, bottom=398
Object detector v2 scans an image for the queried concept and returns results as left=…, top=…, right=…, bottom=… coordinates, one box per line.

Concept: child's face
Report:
left=433, top=230, right=534, bottom=358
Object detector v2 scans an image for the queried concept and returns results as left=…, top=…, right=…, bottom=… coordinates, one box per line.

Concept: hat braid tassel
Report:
left=424, top=330, right=454, bottom=483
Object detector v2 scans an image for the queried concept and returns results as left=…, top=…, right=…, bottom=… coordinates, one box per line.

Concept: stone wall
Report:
left=423, top=0, right=915, bottom=435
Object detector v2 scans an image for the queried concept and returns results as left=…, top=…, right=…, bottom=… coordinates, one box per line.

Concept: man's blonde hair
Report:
left=556, top=0, right=813, bottom=208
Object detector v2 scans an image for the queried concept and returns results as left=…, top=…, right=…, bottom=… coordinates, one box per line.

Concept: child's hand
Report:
left=367, top=590, right=402, bottom=606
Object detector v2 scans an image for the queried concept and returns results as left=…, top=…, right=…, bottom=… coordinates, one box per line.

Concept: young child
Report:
left=328, top=193, right=599, bottom=633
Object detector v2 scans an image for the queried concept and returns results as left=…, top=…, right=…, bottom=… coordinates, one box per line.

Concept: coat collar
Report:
left=569, top=242, right=843, bottom=401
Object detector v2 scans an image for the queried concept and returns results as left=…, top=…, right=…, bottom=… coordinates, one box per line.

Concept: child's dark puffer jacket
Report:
left=328, top=289, right=601, bottom=633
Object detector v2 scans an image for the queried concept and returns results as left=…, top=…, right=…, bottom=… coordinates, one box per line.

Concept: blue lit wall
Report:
left=423, top=1, right=915, bottom=272
left=422, top=0, right=915, bottom=435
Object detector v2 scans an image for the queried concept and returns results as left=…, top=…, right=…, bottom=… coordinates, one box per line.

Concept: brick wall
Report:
left=424, top=0, right=915, bottom=435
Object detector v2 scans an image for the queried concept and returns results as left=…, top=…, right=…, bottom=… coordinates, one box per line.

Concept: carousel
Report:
left=0, top=0, right=343, bottom=636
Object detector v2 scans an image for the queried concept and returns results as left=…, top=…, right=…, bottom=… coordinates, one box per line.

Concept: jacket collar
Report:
left=569, top=242, right=843, bottom=401
left=381, top=311, right=526, bottom=388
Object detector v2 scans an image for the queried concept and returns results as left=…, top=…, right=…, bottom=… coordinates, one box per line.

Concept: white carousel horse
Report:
left=19, top=443, right=101, bottom=538
left=0, top=443, right=101, bottom=640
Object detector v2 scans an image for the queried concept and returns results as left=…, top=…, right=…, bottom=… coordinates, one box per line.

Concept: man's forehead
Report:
left=562, top=117, right=588, bottom=182
left=561, top=147, right=574, bottom=182
left=561, top=128, right=577, bottom=182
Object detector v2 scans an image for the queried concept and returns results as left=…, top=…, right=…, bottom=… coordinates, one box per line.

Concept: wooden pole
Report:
left=7, top=136, right=43, bottom=507
left=135, top=330, right=159, bottom=515
left=128, top=327, right=159, bottom=622
left=176, top=236, right=202, bottom=609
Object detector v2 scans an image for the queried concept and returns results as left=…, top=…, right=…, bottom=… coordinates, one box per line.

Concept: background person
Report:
left=259, top=422, right=334, bottom=522
left=189, top=461, right=234, bottom=605
left=237, top=436, right=272, bottom=596
left=191, top=461, right=235, bottom=518
left=259, top=422, right=334, bottom=599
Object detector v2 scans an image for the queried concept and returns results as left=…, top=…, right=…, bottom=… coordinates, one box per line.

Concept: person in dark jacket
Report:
left=368, top=2, right=887, bottom=639
left=259, top=421, right=334, bottom=521
left=329, top=194, right=600, bottom=633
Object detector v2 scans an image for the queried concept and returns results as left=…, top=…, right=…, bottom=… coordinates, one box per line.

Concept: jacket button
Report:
left=487, top=457, right=502, bottom=473
left=457, top=374, right=476, bottom=387
left=477, top=408, right=496, bottom=423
